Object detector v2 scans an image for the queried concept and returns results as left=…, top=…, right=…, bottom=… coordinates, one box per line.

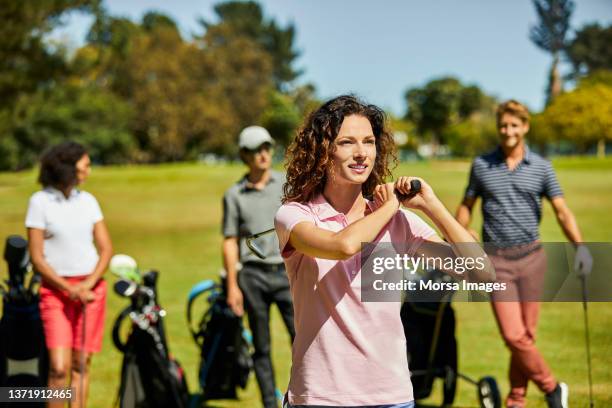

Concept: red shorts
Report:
left=39, top=276, right=107, bottom=353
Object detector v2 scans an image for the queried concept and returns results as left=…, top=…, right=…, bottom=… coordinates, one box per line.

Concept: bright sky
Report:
left=52, top=0, right=612, bottom=116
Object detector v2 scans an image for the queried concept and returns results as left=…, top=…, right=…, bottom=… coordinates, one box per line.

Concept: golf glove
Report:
left=574, top=244, right=593, bottom=277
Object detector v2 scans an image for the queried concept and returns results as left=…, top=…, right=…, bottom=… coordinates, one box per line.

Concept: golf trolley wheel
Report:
left=442, top=366, right=457, bottom=407
left=477, top=376, right=501, bottom=408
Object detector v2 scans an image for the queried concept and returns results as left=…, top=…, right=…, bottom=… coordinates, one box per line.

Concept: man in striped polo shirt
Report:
left=455, top=100, right=592, bottom=408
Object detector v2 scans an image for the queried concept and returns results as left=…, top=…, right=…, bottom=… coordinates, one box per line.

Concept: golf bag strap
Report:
left=112, top=306, right=133, bottom=352
left=186, top=280, right=218, bottom=342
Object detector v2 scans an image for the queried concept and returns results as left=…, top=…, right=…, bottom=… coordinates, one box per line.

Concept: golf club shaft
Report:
left=81, top=301, right=87, bottom=408
left=251, top=180, right=421, bottom=237
left=580, top=275, right=594, bottom=407
left=247, top=179, right=422, bottom=260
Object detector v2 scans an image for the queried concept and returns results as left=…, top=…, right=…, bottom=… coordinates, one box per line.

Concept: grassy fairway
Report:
left=1, top=157, right=611, bottom=407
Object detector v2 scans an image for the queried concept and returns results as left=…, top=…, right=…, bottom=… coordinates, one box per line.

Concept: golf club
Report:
left=26, top=272, right=41, bottom=304
left=246, top=229, right=275, bottom=260
left=114, top=279, right=138, bottom=298
left=396, top=179, right=421, bottom=202
left=80, top=301, right=87, bottom=408
left=579, top=274, right=594, bottom=408
left=246, top=179, right=423, bottom=260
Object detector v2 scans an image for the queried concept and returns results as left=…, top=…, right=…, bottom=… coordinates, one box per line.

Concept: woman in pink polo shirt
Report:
left=275, top=95, right=494, bottom=408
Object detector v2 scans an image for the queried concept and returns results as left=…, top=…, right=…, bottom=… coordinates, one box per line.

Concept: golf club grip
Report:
left=395, top=179, right=421, bottom=201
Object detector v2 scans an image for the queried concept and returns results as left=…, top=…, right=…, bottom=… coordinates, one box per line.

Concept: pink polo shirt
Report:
left=275, top=194, right=437, bottom=406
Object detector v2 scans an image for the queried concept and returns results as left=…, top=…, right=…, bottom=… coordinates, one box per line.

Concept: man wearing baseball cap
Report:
left=221, top=126, right=295, bottom=408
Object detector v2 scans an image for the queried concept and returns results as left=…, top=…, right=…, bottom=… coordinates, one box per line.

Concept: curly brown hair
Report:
left=283, top=95, right=397, bottom=203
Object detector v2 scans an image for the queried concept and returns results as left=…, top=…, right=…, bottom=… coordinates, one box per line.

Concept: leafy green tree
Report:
left=389, top=116, right=419, bottom=153
left=142, top=11, right=180, bottom=34
left=0, top=0, right=99, bottom=110
left=198, top=23, right=274, bottom=155
left=122, top=22, right=210, bottom=160
left=0, top=1, right=303, bottom=167
left=443, top=114, right=498, bottom=157
left=0, top=0, right=100, bottom=170
left=0, top=111, right=20, bottom=170
left=290, top=83, right=320, bottom=118
left=84, top=12, right=146, bottom=98
left=9, top=83, right=134, bottom=169
left=404, top=77, right=494, bottom=155
left=83, top=8, right=276, bottom=159
left=577, top=69, right=612, bottom=87
left=565, top=23, right=612, bottom=79
left=532, top=79, right=612, bottom=156
left=260, top=91, right=301, bottom=147
left=405, top=77, right=461, bottom=137
left=259, top=84, right=320, bottom=148
left=529, top=0, right=574, bottom=104
left=199, top=1, right=301, bottom=89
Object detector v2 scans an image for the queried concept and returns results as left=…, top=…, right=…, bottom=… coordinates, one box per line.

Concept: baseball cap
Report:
left=238, top=126, right=275, bottom=150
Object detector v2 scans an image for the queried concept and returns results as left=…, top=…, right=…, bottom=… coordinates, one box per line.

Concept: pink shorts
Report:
left=39, top=276, right=107, bottom=353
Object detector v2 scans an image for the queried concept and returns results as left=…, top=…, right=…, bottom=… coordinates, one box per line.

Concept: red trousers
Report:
left=489, top=245, right=557, bottom=407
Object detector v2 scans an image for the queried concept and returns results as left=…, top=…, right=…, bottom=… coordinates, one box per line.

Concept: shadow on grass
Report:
left=189, top=393, right=241, bottom=408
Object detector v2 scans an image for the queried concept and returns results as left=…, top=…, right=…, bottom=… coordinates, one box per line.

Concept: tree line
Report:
left=0, top=0, right=318, bottom=170
left=0, top=0, right=610, bottom=171
left=403, top=0, right=611, bottom=158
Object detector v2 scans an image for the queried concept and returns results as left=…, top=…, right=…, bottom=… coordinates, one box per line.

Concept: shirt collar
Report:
left=495, top=145, right=532, bottom=164
left=523, top=145, right=532, bottom=164
left=45, top=186, right=79, bottom=201
left=240, top=171, right=277, bottom=191
left=310, top=193, right=376, bottom=221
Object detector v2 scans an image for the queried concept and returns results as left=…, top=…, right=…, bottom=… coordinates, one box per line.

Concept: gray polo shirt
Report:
left=464, top=146, right=563, bottom=247
left=222, top=170, right=285, bottom=264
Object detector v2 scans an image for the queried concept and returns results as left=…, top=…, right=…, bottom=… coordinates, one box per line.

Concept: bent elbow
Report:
left=338, top=241, right=361, bottom=260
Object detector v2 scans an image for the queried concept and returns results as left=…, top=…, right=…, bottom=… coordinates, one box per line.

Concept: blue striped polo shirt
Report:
left=464, top=146, right=563, bottom=247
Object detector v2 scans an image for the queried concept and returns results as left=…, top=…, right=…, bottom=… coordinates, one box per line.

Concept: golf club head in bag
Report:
left=110, top=254, right=141, bottom=283
left=4, top=235, right=29, bottom=286
left=3, top=235, right=40, bottom=304
left=0, top=235, right=48, bottom=405
left=112, top=263, right=189, bottom=408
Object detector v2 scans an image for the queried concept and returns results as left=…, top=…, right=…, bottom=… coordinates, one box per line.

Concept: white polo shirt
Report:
left=25, top=187, right=104, bottom=277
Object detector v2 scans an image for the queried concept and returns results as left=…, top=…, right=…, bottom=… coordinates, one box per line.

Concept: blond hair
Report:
left=496, top=100, right=530, bottom=124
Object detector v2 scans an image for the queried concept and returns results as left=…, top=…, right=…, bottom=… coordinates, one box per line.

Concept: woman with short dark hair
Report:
left=26, top=141, right=113, bottom=408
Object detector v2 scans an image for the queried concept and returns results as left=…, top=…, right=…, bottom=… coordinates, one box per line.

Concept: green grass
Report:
left=1, top=157, right=611, bottom=407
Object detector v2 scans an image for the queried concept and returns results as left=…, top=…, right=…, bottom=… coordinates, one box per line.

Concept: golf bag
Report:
left=112, top=270, right=189, bottom=408
left=401, top=298, right=457, bottom=404
left=402, top=269, right=458, bottom=404
left=401, top=269, right=501, bottom=408
left=186, top=279, right=252, bottom=400
left=0, top=236, right=48, bottom=407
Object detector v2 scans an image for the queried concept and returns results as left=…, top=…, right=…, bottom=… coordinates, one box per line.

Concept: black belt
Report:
left=243, top=261, right=285, bottom=273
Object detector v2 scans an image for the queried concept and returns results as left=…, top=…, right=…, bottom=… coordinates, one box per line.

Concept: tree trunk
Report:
left=546, top=54, right=563, bottom=106
left=597, top=138, right=606, bottom=158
